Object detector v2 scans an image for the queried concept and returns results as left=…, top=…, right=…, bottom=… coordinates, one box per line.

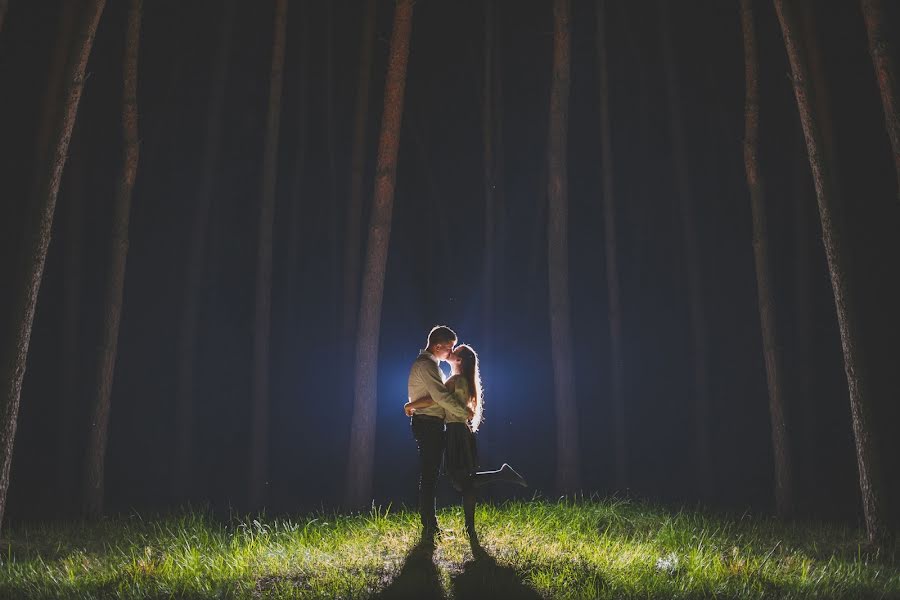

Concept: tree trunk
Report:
left=173, top=0, right=236, bottom=502
left=83, top=0, right=141, bottom=519
left=249, top=0, right=288, bottom=511
left=860, top=0, right=900, bottom=197
left=595, top=0, right=626, bottom=491
left=341, top=0, right=376, bottom=355
left=345, top=0, right=414, bottom=509
left=547, top=0, right=580, bottom=494
left=741, top=0, right=793, bottom=518
left=659, top=0, right=712, bottom=502
left=56, top=131, right=86, bottom=506
left=482, top=0, right=496, bottom=359
left=774, top=0, right=889, bottom=547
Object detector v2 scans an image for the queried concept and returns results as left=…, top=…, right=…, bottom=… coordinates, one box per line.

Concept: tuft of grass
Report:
left=0, top=498, right=897, bottom=599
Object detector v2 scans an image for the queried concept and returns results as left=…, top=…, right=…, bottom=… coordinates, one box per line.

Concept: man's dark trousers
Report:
left=411, top=414, right=445, bottom=532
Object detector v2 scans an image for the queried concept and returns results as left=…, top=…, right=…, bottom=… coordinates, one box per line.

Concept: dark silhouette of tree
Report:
left=860, top=0, right=900, bottom=197
left=774, top=0, right=889, bottom=547
left=346, top=0, right=415, bottom=509
left=173, top=0, right=236, bottom=501
left=249, top=0, right=288, bottom=511
left=83, top=0, right=142, bottom=518
left=547, top=0, right=580, bottom=493
left=341, top=0, right=376, bottom=357
left=741, top=0, right=793, bottom=518
left=595, top=0, right=626, bottom=491
left=659, top=0, right=712, bottom=501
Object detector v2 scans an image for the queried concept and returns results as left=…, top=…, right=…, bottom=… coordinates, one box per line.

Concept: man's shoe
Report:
left=501, top=463, right=528, bottom=487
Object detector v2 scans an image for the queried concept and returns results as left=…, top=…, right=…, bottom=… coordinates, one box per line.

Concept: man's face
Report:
left=433, top=342, right=455, bottom=361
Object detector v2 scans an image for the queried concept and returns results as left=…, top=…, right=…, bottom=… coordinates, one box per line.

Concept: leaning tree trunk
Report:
left=345, top=0, right=414, bottom=509
left=482, top=0, right=497, bottom=360
left=173, top=0, right=236, bottom=501
left=341, top=0, right=376, bottom=358
left=860, top=0, right=900, bottom=197
left=596, top=0, right=626, bottom=491
left=741, top=0, right=793, bottom=518
left=659, top=0, right=713, bottom=502
left=774, top=0, right=889, bottom=547
left=83, top=0, right=141, bottom=519
left=249, top=0, right=288, bottom=511
left=547, top=0, right=580, bottom=494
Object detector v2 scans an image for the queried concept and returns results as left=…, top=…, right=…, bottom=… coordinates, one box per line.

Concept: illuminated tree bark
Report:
left=173, top=0, right=236, bottom=501
left=83, top=0, right=141, bottom=518
left=547, top=0, right=580, bottom=493
left=774, top=0, right=889, bottom=547
left=860, top=0, right=900, bottom=197
left=659, top=0, right=712, bottom=501
left=249, top=0, right=288, bottom=511
left=346, top=0, right=414, bottom=509
left=741, top=0, right=793, bottom=518
left=342, top=0, right=376, bottom=356
left=596, top=0, right=626, bottom=491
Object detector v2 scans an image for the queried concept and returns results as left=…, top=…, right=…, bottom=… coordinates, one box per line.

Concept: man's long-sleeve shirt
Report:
left=407, top=351, right=469, bottom=421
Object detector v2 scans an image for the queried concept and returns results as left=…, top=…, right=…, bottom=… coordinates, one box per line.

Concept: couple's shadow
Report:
left=375, top=538, right=542, bottom=600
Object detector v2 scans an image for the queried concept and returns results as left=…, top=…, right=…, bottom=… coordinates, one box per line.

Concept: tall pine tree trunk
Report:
left=482, top=0, right=496, bottom=359
left=596, top=0, right=626, bottom=491
left=249, top=0, right=288, bottom=511
left=547, top=0, right=580, bottom=494
left=741, top=0, right=793, bottom=518
left=83, top=0, right=141, bottom=518
left=56, top=132, right=86, bottom=506
left=775, top=0, right=889, bottom=547
left=860, top=0, right=900, bottom=197
left=659, top=0, right=712, bottom=501
left=342, top=0, right=376, bottom=355
left=173, top=0, right=236, bottom=501
left=345, top=0, right=414, bottom=509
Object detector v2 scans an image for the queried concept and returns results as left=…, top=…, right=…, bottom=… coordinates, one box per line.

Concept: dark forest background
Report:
left=1, top=0, right=898, bottom=529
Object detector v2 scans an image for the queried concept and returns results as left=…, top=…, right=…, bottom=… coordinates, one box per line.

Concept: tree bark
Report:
left=249, top=0, right=288, bottom=511
left=173, top=0, right=236, bottom=501
left=595, top=0, right=626, bottom=491
left=56, top=131, right=86, bottom=506
left=659, top=0, right=713, bottom=502
left=547, top=0, right=580, bottom=494
left=741, top=0, right=793, bottom=518
left=83, top=0, right=141, bottom=519
left=345, top=0, right=414, bottom=509
left=860, top=0, right=900, bottom=197
left=774, top=0, right=889, bottom=547
left=341, top=0, right=376, bottom=355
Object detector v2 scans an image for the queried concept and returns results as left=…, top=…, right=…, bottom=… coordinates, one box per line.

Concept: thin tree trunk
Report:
left=249, top=0, right=288, bottom=511
left=547, top=0, right=580, bottom=494
left=341, top=0, right=376, bottom=355
left=659, top=0, right=712, bottom=502
left=83, top=0, right=141, bottom=519
left=173, top=0, right=236, bottom=501
left=345, top=0, right=414, bottom=509
left=774, top=0, right=889, bottom=547
left=56, top=132, right=86, bottom=505
left=596, top=0, right=626, bottom=491
left=741, top=0, right=793, bottom=518
left=860, top=0, right=900, bottom=197
left=482, top=0, right=495, bottom=359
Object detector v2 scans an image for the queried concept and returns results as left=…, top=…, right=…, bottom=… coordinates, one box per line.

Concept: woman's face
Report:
left=446, top=349, right=462, bottom=369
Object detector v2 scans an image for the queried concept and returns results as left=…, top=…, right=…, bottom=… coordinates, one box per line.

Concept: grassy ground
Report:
left=0, top=498, right=897, bottom=599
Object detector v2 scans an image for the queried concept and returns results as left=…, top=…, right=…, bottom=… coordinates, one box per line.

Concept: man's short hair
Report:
left=427, top=325, right=457, bottom=348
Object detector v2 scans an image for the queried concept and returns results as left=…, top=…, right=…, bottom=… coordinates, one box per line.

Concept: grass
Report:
left=0, top=498, right=897, bottom=599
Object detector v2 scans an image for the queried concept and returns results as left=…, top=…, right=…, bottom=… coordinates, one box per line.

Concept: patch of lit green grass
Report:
left=0, top=498, right=897, bottom=598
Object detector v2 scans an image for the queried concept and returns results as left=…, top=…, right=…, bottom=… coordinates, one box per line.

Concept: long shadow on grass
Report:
left=449, top=543, right=542, bottom=600
left=375, top=539, right=445, bottom=600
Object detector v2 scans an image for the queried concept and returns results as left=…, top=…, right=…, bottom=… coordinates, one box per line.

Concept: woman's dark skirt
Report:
left=444, top=422, right=478, bottom=492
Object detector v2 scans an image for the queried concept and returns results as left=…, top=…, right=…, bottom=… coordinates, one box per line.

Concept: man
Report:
left=405, top=325, right=461, bottom=540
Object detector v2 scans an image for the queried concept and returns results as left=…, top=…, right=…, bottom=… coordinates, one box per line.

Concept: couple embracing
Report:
left=404, top=325, right=527, bottom=549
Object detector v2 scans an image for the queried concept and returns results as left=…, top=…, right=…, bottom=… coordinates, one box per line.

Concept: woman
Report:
left=405, top=344, right=526, bottom=549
